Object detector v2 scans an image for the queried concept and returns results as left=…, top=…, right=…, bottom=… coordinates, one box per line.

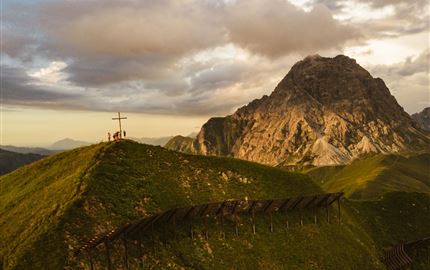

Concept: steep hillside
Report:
left=0, top=143, right=107, bottom=269
left=348, top=192, right=430, bottom=270
left=0, top=149, right=45, bottom=175
left=412, top=107, right=430, bottom=131
left=305, top=152, right=430, bottom=200
left=166, top=55, right=430, bottom=166
left=1, top=140, right=387, bottom=270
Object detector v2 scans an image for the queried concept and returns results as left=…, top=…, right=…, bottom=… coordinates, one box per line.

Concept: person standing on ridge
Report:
left=123, top=130, right=126, bottom=138
left=108, top=132, right=111, bottom=142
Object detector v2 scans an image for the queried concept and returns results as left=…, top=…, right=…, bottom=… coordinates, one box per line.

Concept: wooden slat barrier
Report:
left=74, top=192, right=344, bottom=267
left=383, top=237, right=430, bottom=270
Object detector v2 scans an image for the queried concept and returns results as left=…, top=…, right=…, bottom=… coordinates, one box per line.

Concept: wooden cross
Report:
left=112, top=112, right=127, bottom=138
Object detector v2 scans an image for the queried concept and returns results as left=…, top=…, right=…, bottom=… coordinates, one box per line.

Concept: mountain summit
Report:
left=166, top=55, right=430, bottom=166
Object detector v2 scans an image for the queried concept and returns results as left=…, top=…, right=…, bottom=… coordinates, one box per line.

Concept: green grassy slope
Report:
left=347, top=192, right=430, bottom=247
left=305, top=153, right=430, bottom=200
left=0, top=143, right=108, bottom=269
left=1, top=140, right=385, bottom=269
left=348, top=192, right=430, bottom=270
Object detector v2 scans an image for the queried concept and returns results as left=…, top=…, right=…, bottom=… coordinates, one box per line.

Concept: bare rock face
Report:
left=166, top=55, right=430, bottom=166
left=412, top=107, right=430, bottom=131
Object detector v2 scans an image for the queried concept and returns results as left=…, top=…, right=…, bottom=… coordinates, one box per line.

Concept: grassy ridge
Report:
left=1, top=140, right=387, bottom=269
left=305, top=153, right=430, bottom=199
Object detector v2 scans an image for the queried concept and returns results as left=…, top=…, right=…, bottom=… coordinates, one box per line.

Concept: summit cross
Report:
left=112, top=112, right=127, bottom=138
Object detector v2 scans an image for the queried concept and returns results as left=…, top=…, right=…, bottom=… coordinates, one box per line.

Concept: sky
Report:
left=1, top=0, right=429, bottom=146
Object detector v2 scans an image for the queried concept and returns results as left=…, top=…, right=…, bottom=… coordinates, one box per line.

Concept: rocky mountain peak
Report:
left=166, top=55, right=430, bottom=167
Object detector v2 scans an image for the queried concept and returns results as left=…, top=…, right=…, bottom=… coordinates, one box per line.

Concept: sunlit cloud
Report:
left=28, top=61, right=68, bottom=84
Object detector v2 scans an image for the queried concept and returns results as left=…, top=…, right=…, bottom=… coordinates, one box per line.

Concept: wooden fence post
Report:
left=104, top=240, right=112, bottom=270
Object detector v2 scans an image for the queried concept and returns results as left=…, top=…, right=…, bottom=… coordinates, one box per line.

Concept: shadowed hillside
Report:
left=0, top=149, right=45, bottom=175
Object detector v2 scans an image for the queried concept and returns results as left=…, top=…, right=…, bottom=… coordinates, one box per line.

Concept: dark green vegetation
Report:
left=347, top=192, right=430, bottom=270
left=1, top=141, right=428, bottom=269
left=0, top=149, right=44, bottom=175
left=305, top=152, right=430, bottom=200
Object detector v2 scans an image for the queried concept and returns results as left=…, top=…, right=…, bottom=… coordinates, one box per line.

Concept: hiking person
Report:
left=123, top=130, right=126, bottom=138
left=108, top=132, right=111, bottom=142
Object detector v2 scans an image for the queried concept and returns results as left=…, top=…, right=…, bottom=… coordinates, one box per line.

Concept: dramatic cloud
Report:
left=43, top=1, right=225, bottom=58
left=3, top=0, right=361, bottom=83
left=225, top=0, right=361, bottom=57
left=2, top=66, right=81, bottom=108
left=1, top=0, right=428, bottom=117
left=315, top=0, right=430, bottom=37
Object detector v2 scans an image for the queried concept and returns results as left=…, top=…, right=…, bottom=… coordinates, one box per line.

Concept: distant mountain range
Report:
left=0, top=145, right=57, bottom=155
left=1, top=134, right=194, bottom=160
left=0, top=149, right=44, bottom=175
left=166, top=55, right=430, bottom=167
left=49, top=138, right=91, bottom=150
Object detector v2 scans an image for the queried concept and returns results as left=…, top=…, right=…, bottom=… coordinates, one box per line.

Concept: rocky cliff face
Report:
left=412, top=107, right=430, bottom=131
left=166, top=55, right=430, bottom=166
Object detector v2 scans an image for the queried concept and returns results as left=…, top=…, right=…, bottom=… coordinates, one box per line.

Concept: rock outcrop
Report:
left=412, top=107, right=430, bottom=131
left=166, top=55, right=430, bottom=166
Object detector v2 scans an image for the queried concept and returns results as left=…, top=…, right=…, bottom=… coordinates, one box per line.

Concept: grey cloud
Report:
left=358, top=0, right=428, bottom=9
left=64, top=55, right=174, bottom=87
left=45, top=0, right=359, bottom=86
left=371, top=50, right=430, bottom=76
left=2, top=0, right=426, bottom=116
left=188, top=62, right=250, bottom=92
left=1, top=58, right=278, bottom=116
left=225, top=0, right=361, bottom=58
left=316, top=0, right=429, bottom=38
left=2, top=66, right=80, bottom=107
left=41, top=1, right=225, bottom=59
left=1, top=29, right=33, bottom=60
left=368, top=50, right=430, bottom=114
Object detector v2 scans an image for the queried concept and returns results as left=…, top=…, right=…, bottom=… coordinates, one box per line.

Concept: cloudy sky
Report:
left=1, top=0, right=429, bottom=146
